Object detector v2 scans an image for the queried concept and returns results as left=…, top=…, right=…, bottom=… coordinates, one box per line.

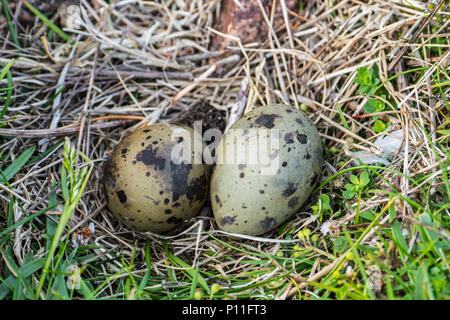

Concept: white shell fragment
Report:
left=351, top=129, right=404, bottom=165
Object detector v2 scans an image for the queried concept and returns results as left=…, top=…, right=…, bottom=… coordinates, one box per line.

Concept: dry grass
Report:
left=0, top=0, right=448, bottom=300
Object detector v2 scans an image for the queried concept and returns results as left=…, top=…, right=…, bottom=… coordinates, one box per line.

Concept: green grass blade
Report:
left=26, top=140, right=64, bottom=166
left=41, top=86, right=65, bottom=109
left=0, top=59, right=14, bottom=82
left=391, top=221, right=409, bottom=256
left=21, top=0, right=72, bottom=43
left=0, top=204, right=58, bottom=240
left=1, top=0, right=20, bottom=48
left=0, top=69, right=13, bottom=120
left=137, top=239, right=151, bottom=294
left=0, top=146, right=35, bottom=182
left=189, top=266, right=200, bottom=299
left=164, top=246, right=211, bottom=294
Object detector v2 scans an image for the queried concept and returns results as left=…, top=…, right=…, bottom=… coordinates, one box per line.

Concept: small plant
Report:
left=311, top=193, right=333, bottom=222
left=372, top=119, right=390, bottom=133
left=355, top=66, right=391, bottom=131
left=35, top=138, right=93, bottom=299
left=364, top=97, right=385, bottom=114
left=343, top=171, right=371, bottom=200
left=354, top=66, right=380, bottom=95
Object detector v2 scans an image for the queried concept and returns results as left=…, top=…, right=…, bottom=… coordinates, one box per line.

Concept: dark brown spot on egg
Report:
left=296, top=133, right=308, bottom=144
left=167, top=216, right=177, bottom=223
left=143, top=129, right=151, bottom=133
left=288, top=197, right=299, bottom=208
left=146, top=172, right=151, bottom=177
left=284, top=133, right=294, bottom=144
left=136, top=146, right=166, bottom=170
left=121, top=148, right=127, bottom=154
left=164, top=198, right=169, bottom=205
left=305, top=153, right=311, bottom=159
left=259, top=190, right=265, bottom=194
left=238, top=164, right=247, bottom=170
left=282, top=161, right=287, bottom=167
left=240, top=172, right=245, bottom=178
left=221, top=216, right=235, bottom=225
left=254, top=113, right=279, bottom=129
left=116, top=190, right=127, bottom=204
left=295, top=118, right=303, bottom=125
left=215, top=194, right=223, bottom=207
left=260, top=217, right=276, bottom=230
left=165, top=209, right=172, bottom=214
left=173, top=202, right=181, bottom=207
left=283, top=182, right=298, bottom=197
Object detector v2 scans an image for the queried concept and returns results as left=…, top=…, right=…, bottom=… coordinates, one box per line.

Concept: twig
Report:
left=0, top=120, right=136, bottom=137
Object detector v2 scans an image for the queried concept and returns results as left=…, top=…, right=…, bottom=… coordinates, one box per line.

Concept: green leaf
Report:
left=360, top=210, right=375, bottom=221
left=350, top=175, right=359, bottom=185
left=364, top=99, right=385, bottom=113
left=78, top=277, right=95, bottom=299
left=333, top=236, right=348, bottom=254
left=13, top=272, right=23, bottom=300
left=20, top=257, right=46, bottom=277
left=318, top=194, right=331, bottom=211
left=391, top=221, right=409, bottom=255
left=0, top=59, right=14, bottom=82
left=367, top=78, right=380, bottom=95
left=354, top=67, right=371, bottom=87
left=0, top=276, right=14, bottom=299
left=0, top=146, right=35, bottom=182
left=344, top=183, right=355, bottom=191
left=373, top=120, right=388, bottom=133
left=343, top=190, right=356, bottom=199
left=359, top=172, right=370, bottom=186
left=337, top=105, right=350, bottom=130
left=414, top=262, right=434, bottom=300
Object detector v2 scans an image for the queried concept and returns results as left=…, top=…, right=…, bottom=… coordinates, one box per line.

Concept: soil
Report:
left=170, top=101, right=227, bottom=134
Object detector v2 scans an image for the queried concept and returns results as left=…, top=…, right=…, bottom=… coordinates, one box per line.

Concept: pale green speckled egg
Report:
left=210, top=104, right=323, bottom=235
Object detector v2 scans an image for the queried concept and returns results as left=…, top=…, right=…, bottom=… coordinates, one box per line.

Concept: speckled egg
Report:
left=103, top=123, right=210, bottom=233
left=210, top=104, right=323, bottom=235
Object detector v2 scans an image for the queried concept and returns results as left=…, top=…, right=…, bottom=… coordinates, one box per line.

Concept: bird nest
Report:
left=0, top=0, right=448, bottom=300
